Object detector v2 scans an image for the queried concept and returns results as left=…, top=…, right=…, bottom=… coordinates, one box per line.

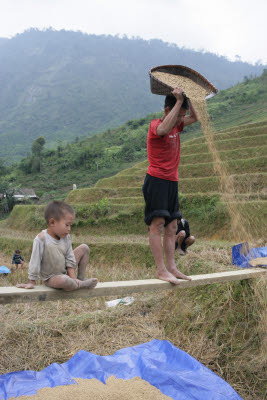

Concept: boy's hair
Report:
left=164, top=94, right=189, bottom=111
left=15, top=249, right=20, bottom=254
left=177, top=211, right=182, bottom=220
left=44, top=201, right=75, bottom=223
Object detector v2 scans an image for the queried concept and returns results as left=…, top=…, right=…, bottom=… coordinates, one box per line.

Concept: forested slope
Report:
left=0, top=28, right=265, bottom=161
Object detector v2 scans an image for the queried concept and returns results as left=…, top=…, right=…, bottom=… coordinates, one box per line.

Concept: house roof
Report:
left=13, top=188, right=37, bottom=197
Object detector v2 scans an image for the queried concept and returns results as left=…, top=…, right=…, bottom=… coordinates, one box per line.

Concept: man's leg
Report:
left=73, top=244, right=90, bottom=280
left=149, top=217, right=180, bottom=284
left=164, top=220, right=191, bottom=280
left=175, top=230, right=186, bottom=255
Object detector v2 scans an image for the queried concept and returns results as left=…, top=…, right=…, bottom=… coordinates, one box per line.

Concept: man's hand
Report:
left=171, top=87, right=184, bottom=102
left=16, top=281, right=35, bottom=289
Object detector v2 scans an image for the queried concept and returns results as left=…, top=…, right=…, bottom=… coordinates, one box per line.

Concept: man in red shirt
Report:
left=142, top=87, right=198, bottom=284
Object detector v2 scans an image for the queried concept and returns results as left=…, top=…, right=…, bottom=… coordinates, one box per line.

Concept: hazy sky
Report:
left=0, top=0, right=266, bottom=64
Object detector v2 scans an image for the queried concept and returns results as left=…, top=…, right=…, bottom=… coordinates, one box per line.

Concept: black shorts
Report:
left=142, top=174, right=180, bottom=226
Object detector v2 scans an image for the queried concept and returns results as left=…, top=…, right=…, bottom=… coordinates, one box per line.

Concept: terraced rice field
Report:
left=1, top=120, right=265, bottom=248
left=0, top=120, right=266, bottom=400
left=63, top=120, right=267, bottom=240
left=1, top=120, right=265, bottom=267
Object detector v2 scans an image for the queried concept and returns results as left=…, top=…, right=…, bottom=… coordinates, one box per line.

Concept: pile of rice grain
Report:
left=152, top=71, right=210, bottom=98
left=10, top=376, right=172, bottom=400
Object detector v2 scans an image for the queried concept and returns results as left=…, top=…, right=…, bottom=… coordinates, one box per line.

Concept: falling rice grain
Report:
left=152, top=71, right=252, bottom=242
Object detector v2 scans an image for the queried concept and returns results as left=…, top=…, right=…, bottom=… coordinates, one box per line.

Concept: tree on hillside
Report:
left=0, top=160, right=6, bottom=176
left=19, top=154, right=32, bottom=174
left=0, top=183, right=15, bottom=214
left=31, top=136, right=45, bottom=172
left=32, top=136, right=45, bottom=156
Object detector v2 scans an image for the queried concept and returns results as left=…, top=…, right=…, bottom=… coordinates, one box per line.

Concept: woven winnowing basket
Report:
left=149, top=65, right=218, bottom=96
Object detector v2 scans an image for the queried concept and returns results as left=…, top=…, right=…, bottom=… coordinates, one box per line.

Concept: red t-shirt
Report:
left=147, top=119, right=184, bottom=181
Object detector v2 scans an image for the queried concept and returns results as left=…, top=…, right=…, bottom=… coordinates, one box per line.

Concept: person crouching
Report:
left=175, top=212, right=195, bottom=255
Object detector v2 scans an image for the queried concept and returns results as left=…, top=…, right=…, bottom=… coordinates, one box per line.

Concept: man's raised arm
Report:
left=184, top=100, right=199, bottom=127
left=156, top=88, right=184, bottom=136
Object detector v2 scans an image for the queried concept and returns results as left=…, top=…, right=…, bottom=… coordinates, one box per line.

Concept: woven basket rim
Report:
left=149, top=64, right=218, bottom=94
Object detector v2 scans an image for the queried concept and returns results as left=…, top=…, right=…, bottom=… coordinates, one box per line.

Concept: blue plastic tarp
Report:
left=0, top=266, right=11, bottom=274
left=232, top=242, right=267, bottom=268
left=0, top=339, right=242, bottom=400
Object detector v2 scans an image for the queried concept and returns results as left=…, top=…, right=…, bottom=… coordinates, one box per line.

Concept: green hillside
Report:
left=0, top=28, right=265, bottom=162
left=1, top=71, right=266, bottom=204
left=2, top=119, right=265, bottom=241
left=63, top=119, right=266, bottom=240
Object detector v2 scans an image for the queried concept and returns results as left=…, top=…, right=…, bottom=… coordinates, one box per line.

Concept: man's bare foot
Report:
left=16, top=283, right=35, bottom=289
left=177, top=247, right=186, bottom=256
left=167, top=266, right=192, bottom=281
left=156, top=270, right=180, bottom=285
left=79, top=278, right=98, bottom=289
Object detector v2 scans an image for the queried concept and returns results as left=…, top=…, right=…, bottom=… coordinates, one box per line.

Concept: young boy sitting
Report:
left=12, top=249, right=25, bottom=270
left=17, top=201, right=98, bottom=291
left=175, top=212, right=195, bottom=255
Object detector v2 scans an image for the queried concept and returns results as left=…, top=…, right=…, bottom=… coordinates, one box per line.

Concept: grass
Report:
left=182, top=134, right=267, bottom=155
left=112, top=157, right=267, bottom=180
left=84, top=170, right=267, bottom=193
left=218, top=120, right=267, bottom=133
left=191, top=122, right=267, bottom=144
left=159, top=278, right=267, bottom=399
left=208, top=96, right=267, bottom=131
left=67, top=179, right=267, bottom=204
left=180, top=157, right=267, bottom=178
left=95, top=174, right=142, bottom=189
left=0, top=239, right=266, bottom=400
left=0, top=116, right=266, bottom=399
left=0, top=230, right=151, bottom=266
left=4, top=164, right=267, bottom=239
left=64, top=120, right=267, bottom=208
left=1, top=193, right=266, bottom=243
left=66, top=187, right=142, bottom=204
left=180, top=146, right=267, bottom=165
left=180, top=173, right=267, bottom=194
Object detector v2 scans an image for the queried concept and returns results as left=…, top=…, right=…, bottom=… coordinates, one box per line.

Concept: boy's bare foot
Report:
left=156, top=270, right=180, bottom=285
left=177, top=247, right=186, bottom=256
left=79, top=278, right=98, bottom=289
left=16, top=283, right=35, bottom=289
left=167, top=266, right=192, bottom=281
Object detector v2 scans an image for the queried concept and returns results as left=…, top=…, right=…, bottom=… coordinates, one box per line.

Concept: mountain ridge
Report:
left=0, top=28, right=265, bottom=161
left=0, top=71, right=266, bottom=207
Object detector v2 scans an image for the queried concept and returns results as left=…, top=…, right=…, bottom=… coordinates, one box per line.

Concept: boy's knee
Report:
left=78, top=243, right=90, bottom=256
left=80, top=243, right=90, bottom=255
left=178, top=230, right=186, bottom=238
left=186, top=236, right=195, bottom=246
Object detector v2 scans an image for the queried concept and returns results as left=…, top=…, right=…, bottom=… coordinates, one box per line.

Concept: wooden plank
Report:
left=0, top=268, right=266, bottom=305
